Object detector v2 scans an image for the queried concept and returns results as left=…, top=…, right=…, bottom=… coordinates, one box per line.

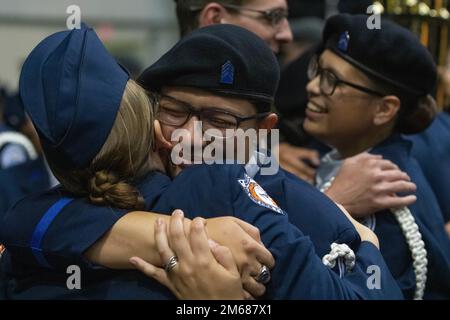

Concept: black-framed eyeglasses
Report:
left=156, top=94, right=270, bottom=135
left=189, top=4, right=288, bottom=27
left=307, top=56, right=385, bottom=97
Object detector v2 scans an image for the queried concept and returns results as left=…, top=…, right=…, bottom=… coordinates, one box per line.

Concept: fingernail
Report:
left=129, top=258, right=138, bottom=266
left=173, top=209, right=184, bottom=217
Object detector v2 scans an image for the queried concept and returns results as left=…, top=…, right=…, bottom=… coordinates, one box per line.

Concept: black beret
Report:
left=322, top=14, right=437, bottom=97
left=138, top=24, right=280, bottom=112
left=338, top=0, right=373, bottom=14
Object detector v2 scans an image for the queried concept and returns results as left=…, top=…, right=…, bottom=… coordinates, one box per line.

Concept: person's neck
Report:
left=334, top=128, right=393, bottom=159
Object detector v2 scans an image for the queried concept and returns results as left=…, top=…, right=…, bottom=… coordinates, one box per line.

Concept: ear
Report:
left=257, top=113, right=279, bottom=131
left=373, top=96, right=401, bottom=126
left=154, top=120, right=172, bottom=152
left=198, top=3, right=229, bottom=27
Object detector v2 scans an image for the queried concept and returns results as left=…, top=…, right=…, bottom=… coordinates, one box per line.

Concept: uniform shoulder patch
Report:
left=238, top=174, right=285, bottom=215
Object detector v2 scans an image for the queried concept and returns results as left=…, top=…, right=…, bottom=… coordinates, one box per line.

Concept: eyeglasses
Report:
left=222, top=4, right=288, bottom=27
left=156, top=94, right=270, bottom=137
left=307, top=56, right=385, bottom=97
left=189, top=4, right=288, bottom=28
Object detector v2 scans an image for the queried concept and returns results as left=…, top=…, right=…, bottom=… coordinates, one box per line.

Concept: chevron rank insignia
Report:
left=220, top=60, right=234, bottom=85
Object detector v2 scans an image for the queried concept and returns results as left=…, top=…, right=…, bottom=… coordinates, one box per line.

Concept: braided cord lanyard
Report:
left=391, top=207, right=428, bottom=300
left=322, top=243, right=356, bottom=271
left=320, top=175, right=428, bottom=299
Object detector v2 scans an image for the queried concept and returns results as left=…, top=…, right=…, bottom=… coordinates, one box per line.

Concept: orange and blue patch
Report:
left=238, top=174, right=285, bottom=215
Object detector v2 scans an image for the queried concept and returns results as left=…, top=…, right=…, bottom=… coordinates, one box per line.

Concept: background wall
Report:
left=0, top=0, right=180, bottom=92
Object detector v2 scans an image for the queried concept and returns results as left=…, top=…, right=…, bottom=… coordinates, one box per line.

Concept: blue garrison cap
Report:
left=138, top=24, right=280, bottom=113
left=19, top=24, right=129, bottom=170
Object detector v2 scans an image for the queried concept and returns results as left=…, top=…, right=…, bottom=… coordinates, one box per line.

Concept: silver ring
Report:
left=163, top=255, right=178, bottom=272
left=255, top=265, right=271, bottom=284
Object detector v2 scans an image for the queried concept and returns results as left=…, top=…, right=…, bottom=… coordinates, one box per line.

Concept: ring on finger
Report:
left=163, top=255, right=178, bottom=272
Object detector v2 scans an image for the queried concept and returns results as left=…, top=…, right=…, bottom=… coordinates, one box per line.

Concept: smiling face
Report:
left=159, top=86, right=260, bottom=142
left=156, top=86, right=278, bottom=176
left=304, top=49, right=399, bottom=157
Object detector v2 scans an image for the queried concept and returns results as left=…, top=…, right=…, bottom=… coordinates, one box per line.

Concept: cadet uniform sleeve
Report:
left=42, top=199, right=130, bottom=269
left=229, top=168, right=403, bottom=299
left=267, top=169, right=361, bottom=255
left=0, top=193, right=129, bottom=270
left=409, top=113, right=450, bottom=223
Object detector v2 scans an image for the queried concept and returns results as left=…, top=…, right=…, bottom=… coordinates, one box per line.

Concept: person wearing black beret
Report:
left=136, top=24, right=407, bottom=299
left=1, top=23, right=278, bottom=300
left=305, top=13, right=450, bottom=299
left=173, top=0, right=322, bottom=181
left=2, top=23, right=404, bottom=299
left=137, top=13, right=418, bottom=245
left=173, top=1, right=417, bottom=216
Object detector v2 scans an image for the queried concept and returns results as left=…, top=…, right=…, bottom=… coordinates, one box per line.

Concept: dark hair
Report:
left=175, top=0, right=245, bottom=37
left=369, top=77, right=437, bottom=135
